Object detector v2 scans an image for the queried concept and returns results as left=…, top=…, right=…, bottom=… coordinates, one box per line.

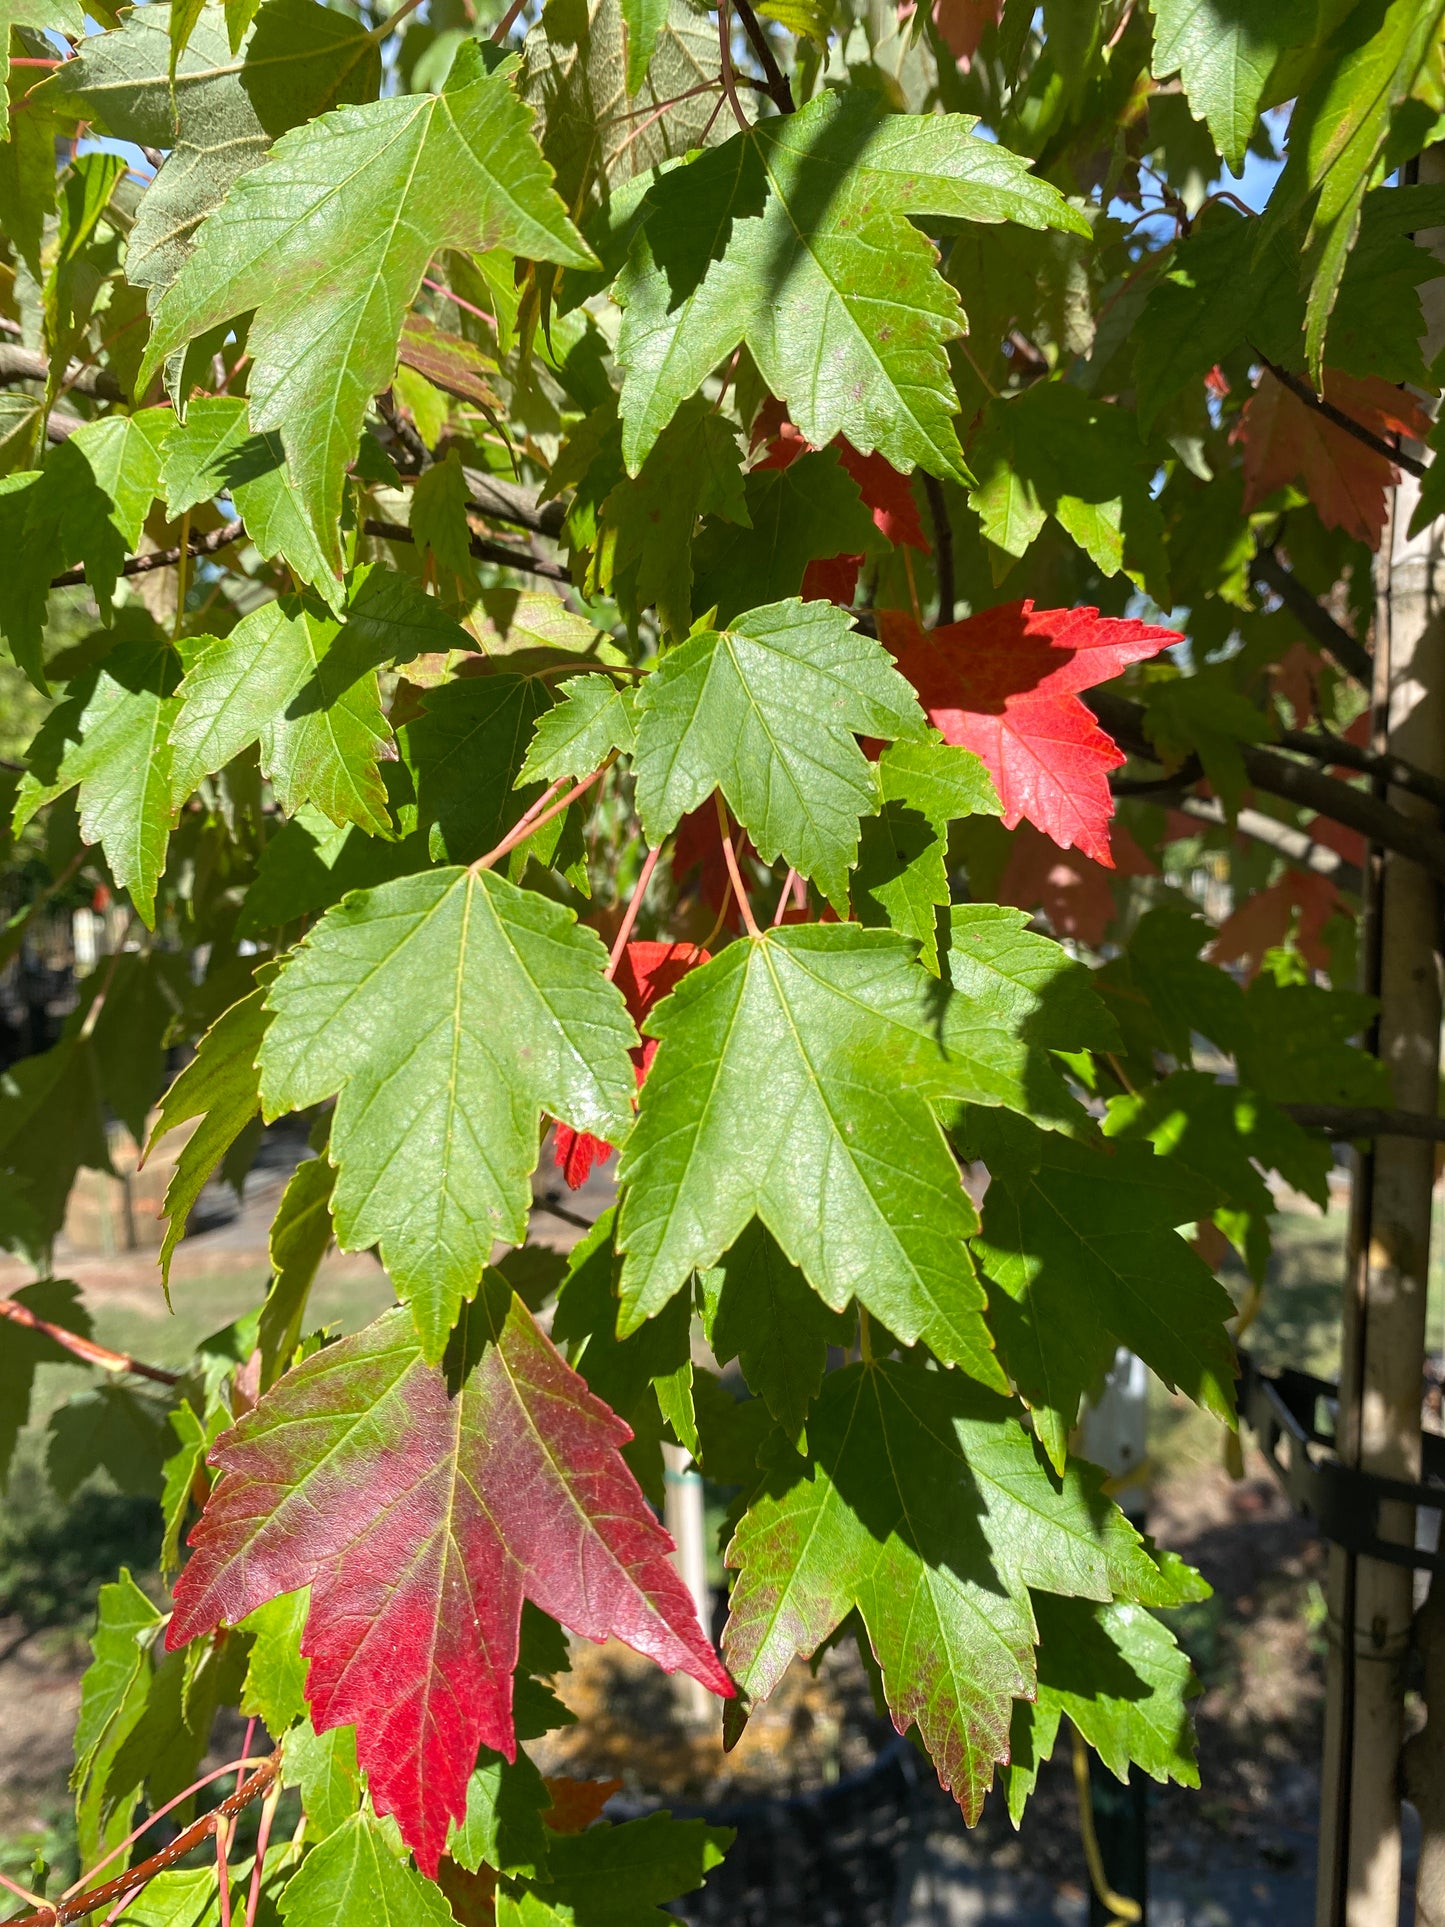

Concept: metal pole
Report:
left=663, top=1441, right=714, bottom=1723
left=1315, top=149, right=1445, bottom=1927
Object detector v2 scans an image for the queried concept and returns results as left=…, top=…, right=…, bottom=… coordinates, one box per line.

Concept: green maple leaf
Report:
left=598, top=394, right=749, bottom=638
left=0, top=0, right=82, bottom=101
left=1104, top=1071, right=1330, bottom=1283
left=615, top=923, right=1000, bottom=1383
left=614, top=88, right=1086, bottom=479
left=1147, top=0, right=1314, bottom=174
left=0, top=414, right=171, bottom=689
left=72, top=1570, right=161, bottom=1869
left=966, top=381, right=1168, bottom=596
left=723, top=1357, right=1190, bottom=1818
left=256, top=1151, right=336, bottom=1390
left=935, top=905, right=1121, bottom=1134
left=237, top=803, right=430, bottom=939
left=277, top=1812, right=455, bottom=1927
left=971, top=1126, right=1238, bottom=1469
left=448, top=1748, right=551, bottom=1878
left=410, top=449, right=482, bottom=603
left=689, top=449, right=882, bottom=626
left=518, top=672, right=638, bottom=786
left=259, top=867, right=637, bottom=1360
left=15, top=632, right=181, bottom=925
left=852, top=738, right=999, bottom=974
left=283, top=1721, right=362, bottom=1842
left=160, top=396, right=338, bottom=608
left=0, top=1028, right=110, bottom=1255
left=502, top=1814, right=732, bottom=1926
left=0, top=1280, right=93, bottom=1488
left=1005, top=1594, right=1202, bottom=1822
left=699, top=1219, right=852, bottom=1449
left=170, top=567, right=456, bottom=835
left=630, top=598, right=925, bottom=910
left=1236, top=975, right=1393, bottom=1110
left=147, top=979, right=272, bottom=1287
left=139, top=46, right=594, bottom=564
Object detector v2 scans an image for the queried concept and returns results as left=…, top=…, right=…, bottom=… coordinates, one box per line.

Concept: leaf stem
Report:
left=606, top=844, right=664, bottom=978
left=858, top=1306, right=873, bottom=1364
left=366, top=0, right=424, bottom=43
left=0, top=1874, right=49, bottom=1911
left=0, top=1298, right=180, bottom=1387
left=714, top=794, right=760, bottom=937
left=921, top=475, right=954, bottom=625
left=771, top=869, right=800, bottom=925
left=242, top=1776, right=284, bottom=1927
left=475, top=758, right=615, bottom=872
left=716, top=0, right=752, bottom=133
left=421, top=275, right=496, bottom=330
left=1071, top=1724, right=1142, bottom=1924
left=172, top=510, right=191, bottom=641
left=490, top=0, right=529, bottom=39
left=215, top=1817, right=233, bottom=1927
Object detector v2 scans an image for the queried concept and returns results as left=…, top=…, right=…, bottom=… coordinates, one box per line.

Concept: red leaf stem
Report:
left=714, top=795, right=760, bottom=936
left=0, top=1298, right=179, bottom=1387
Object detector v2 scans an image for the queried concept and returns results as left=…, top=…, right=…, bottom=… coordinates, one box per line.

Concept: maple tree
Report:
left=0, top=0, right=1442, bottom=1921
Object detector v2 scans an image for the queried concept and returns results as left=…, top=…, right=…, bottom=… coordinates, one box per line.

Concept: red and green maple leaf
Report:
left=552, top=940, right=710, bottom=1189
left=1235, top=369, right=1433, bottom=550
left=881, top=603, right=1178, bottom=865
left=168, top=1281, right=731, bottom=1875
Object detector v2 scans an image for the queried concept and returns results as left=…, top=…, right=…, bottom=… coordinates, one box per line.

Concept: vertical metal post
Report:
left=1315, top=151, right=1445, bottom=1927
left=663, top=1441, right=714, bottom=1723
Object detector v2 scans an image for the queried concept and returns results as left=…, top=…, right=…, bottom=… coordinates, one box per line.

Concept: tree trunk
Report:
left=1315, top=151, right=1445, bottom=1927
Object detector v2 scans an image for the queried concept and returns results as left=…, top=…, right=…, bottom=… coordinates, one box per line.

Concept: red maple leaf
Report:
left=997, top=820, right=1155, bottom=947
left=168, top=1286, right=731, bottom=1876
left=880, top=602, right=1179, bottom=865
left=1235, top=369, right=1433, bottom=551
left=1209, top=867, right=1345, bottom=977
left=552, top=942, right=709, bottom=1188
left=751, top=401, right=929, bottom=605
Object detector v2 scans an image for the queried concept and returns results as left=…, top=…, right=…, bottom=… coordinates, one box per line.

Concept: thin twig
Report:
left=491, top=0, right=529, bottom=38
left=475, top=759, right=615, bottom=872
left=730, top=0, right=794, bottom=111
left=714, top=794, right=760, bottom=936
left=1251, top=548, right=1371, bottom=687
left=920, top=475, right=954, bottom=625
left=20, top=1756, right=282, bottom=1927
left=607, top=845, right=664, bottom=977
left=1253, top=354, right=1429, bottom=480
left=0, top=1299, right=180, bottom=1387
left=361, top=518, right=569, bottom=584
left=1273, top=727, right=1445, bottom=813
left=50, top=521, right=243, bottom=591
left=1281, top=1105, right=1445, bottom=1143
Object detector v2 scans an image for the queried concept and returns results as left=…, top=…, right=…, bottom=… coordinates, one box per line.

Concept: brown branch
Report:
left=1272, top=727, right=1445, bottom=814
left=1281, top=1105, right=1445, bottom=1143
left=0, top=1298, right=179, bottom=1387
left=49, top=521, right=244, bottom=591
left=1138, top=790, right=1365, bottom=896
left=0, top=345, right=122, bottom=402
left=460, top=467, right=567, bottom=539
left=1251, top=548, right=1372, bottom=687
left=729, top=0, right=794, bottom=112
left=1091, top=690, right=1445, bottom=885
left=1252, top=355, right=1429, bottom=481
left=12, top=1754, right=281, bottom=1927
left=361, top=518, right=570, bottom=584
left=921, top=475, right=954, bottom=625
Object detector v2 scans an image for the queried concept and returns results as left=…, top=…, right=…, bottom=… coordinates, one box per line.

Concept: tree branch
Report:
left=921, top=474, right=954, bottom=625
left=1252, top=354, right=1429, bottom=481
left=1281, top=1105, right=1445, bottom=1143
left=1091, top=689, right=1445, bottom=884
left=1141, top=791, right=1365, bottom=895
left=14, top=1754, right=281, bottom=1927
left=1273, top=726, right=1445, bottom=814
left=0, top=345, right=122, bottom=402
left=1250, top=547, right=1373, bottom=688
left=49, top=521, right=244, bottom=591
left=460, top=466, right=567, bottom=540
left=0, top=1297, right=180, bottom=1386
left=361, top=518, right=570, bottom=584
left=729, top=0, right=794, bottom=113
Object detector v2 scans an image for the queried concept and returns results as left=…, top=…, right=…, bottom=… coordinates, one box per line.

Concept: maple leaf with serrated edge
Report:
left=881, top=603, right=1178, bottom=866
left=1148, top=0, right=1314, bottom=175
left=631, top=597, right=924, bottom=911
left=15, top=633, right=181, bottom=926
left=499, top=1812, right=732, bottom=1924
left=258, top=867, right=637, bottom=1361
left=723, top=1356, right=1198, bottom=1819
left=1005, top=1594, right=1202, bottom=1824
left=969, top=1124, right=1237, bottom=1469
left=518, top=674, right=638, bottom=788
left=0, top=0, right=83, bottom=94
left=139, top=45, right=594, bottom=565
left=552, top=939, right=709, bottom=1191
left=1235, top=368, right=1433, bottom=549
left=1, top=1281, right=94, bottom=1488
left=169, top=1284, right=730, bottom=1876
left=615, top=923, right=1000, bottom=1383
left=614, top=88, right=1086, bottom=481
